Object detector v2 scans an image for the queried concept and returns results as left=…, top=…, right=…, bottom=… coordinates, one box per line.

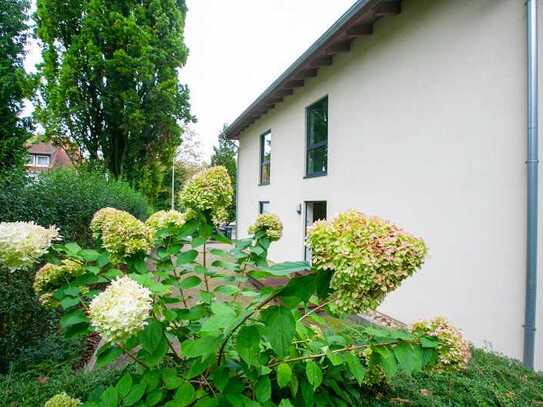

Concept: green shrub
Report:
left=0, top=169, right=151, bottom=245
left=0, top=366, right=121, bottom=407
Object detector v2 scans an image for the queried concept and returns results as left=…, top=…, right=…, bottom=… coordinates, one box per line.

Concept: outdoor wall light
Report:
left=296, top=204, right=302, bottom=215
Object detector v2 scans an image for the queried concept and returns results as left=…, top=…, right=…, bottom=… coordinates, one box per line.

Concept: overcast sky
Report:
left=25, top=0, right=356, bottom=160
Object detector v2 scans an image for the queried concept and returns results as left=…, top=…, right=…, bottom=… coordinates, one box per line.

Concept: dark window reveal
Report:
left=306, top=97, right=328, bottom=177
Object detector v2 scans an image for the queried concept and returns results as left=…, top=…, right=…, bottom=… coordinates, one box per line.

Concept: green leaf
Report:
left=255, top=375, right=271, bottom=402
left=420, top=336, right=439, bottom=348
left=374, top=347, right=398, bottom=378
left=142, top=370, right=161, bottom=391
left=393, top=343, right=422, bottom=374
left=327, top=352, right=344, bottom=366
left=236, top=325, right=261, bottom=366
left=65, top=242, right=82, bottom=255
left=141, top=320, right=164, bottom=354
left=260, top=261, right=310, bottom=276
left=210, top=367, right=230, bottom=392
left=100, top=386, right=118, bottom=407
left=211, top=259, right=237, bottom=272
left=177, top=250, right=198, bottom=265
left=279, top=399, right=294, bottom=407
left=60, top=309, right=88, bottom=329
left=280, top=274, right=317, bottom=304
left=301, top=380, right=314, bottom=407
left=142, top=335, right=169, bottom=366
left=261, top=306, right=296, bottom=357
left=191, top=236, right=207, bottom=248
left=193, top=398, right=219, bottom=407
left=60, top=296, right=80, bottom=310
left=80, top=249, right=101, bottom=262
left=162, top=368, right=184, bottom=389
left=315, top=269, right=333, bottom=299
left=344, top=352, right=366, bottom=385
left=201, top=302, right=237, bottom=334
left=276, top=363, right=292, bottom=388
left=209, top=248, right=228, bottom=257
left=145, top=389, right=164, bottom=406
left=181, top=336, right=221, bottom=359
left=123, top=383, right=146, bottom=406
left=115, top=373, right=132, bottom=398
left=179, top=275, right=202, bottom=289
left=174, top=382, right=195, bottom=406
left=96, top=346, right=123, bottom=369
left=305, top=361, right=322, bottom=390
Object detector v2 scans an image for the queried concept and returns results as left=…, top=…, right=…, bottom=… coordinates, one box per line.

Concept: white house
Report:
left=223, top=0, right=543, bottom=370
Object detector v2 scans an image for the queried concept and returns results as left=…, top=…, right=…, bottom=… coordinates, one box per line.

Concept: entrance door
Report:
left=304, top=201, right=327, bottom=261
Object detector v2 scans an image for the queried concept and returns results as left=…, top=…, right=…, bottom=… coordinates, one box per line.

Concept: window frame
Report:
left=258, top=201, right=270, bottom=214
left=35, top=154, right=51, bottom=167
left=259, top=129, right=272, bottom=185
left=305, top=96, right=328, bottom=178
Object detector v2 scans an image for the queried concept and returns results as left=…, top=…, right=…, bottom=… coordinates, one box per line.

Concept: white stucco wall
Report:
left=237, top=0, right=543, bottom=369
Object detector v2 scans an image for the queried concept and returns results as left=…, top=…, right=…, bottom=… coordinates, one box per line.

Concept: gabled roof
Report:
left=223, top=0, right=401, bottom=139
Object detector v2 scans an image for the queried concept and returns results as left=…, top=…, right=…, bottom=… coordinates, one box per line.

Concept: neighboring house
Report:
left=26, top=143, right=72, bottom=173
left=223, top=0, right=543, bottom=369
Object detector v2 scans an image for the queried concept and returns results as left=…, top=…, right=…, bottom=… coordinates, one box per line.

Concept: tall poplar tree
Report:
left=0, top=0, right=31, bottom=173
left=34, top=0, right=192, bottom=199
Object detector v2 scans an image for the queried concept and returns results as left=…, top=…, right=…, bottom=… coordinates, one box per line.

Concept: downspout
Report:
left=524, top=0, right=539, bottom=370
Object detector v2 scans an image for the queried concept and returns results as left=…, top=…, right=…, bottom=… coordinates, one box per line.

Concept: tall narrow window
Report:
left=306, top=97, right=328, bottom=177
left=304, top=201, right=327, bottom=261
left=260, top=130, right=271, bottom=185
left=259, top=201, right=270, bottom=214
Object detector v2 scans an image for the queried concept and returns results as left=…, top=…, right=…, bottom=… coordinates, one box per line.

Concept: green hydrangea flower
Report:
left=179, top=166, right=232, bottom=224
left=34, top=259, right=84, bottom=298
left=90, top=208, right=151, bottom=262
left=306, top=210, right=427, bottom=313
left=248, top=213, right=283, bottom=242
left=44, top=392, right=81, bottom=407
left=411, top=317, right=471, bottom=371
left=145, top=209, right=186, bottom=240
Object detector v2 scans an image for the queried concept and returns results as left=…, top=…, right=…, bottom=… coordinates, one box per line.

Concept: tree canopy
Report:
left=34, top=0, right=193, bottom=200
left=0, top=0, right=32, bottom=173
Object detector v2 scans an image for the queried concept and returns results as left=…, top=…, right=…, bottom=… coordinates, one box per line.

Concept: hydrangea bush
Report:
left=0, top=222, right=59, bottom=271
left=411, top=317, right=471, bottom=371
left=90, top=208, right=151, bottom=263
left=306, top=210, right=427, bottom=313
left=44, top=392, right=81, bottom=407
left=248, top=213, right=283, bottom=242
left=145, top=209, right=186, bottom=241
left=37, top=166, right=466, bottom=406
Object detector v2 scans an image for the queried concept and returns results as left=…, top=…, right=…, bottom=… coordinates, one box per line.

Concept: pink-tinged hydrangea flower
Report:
left=90, top=208, right=151, bottom=262
left=145, top=209, right=186, bottom=240
left=248, top=213, right=283, bottom=242
left=44, top=392, right=81, bottom=407
left=179, top=166, right=232, bottom=224
left=33, top=260, right=85, bottom=307
left=89, top=276, right=152, bottom=343
left=306, top=210, right=427, bottom=313
left=411, top=317, right=471, bottom=371
left=0, top=222, right=60, bottom=271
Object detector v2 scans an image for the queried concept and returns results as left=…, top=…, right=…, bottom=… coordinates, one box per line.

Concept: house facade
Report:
left=26, top=143, right=72, bottom=173
left=224, top=0, right=543, bottom=370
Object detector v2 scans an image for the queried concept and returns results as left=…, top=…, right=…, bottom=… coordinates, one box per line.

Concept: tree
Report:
left=34, top=0, right=192, bottom=200
left=211, top=124, right=238, bottom=223
left=0, top=0, right=32, bottom=173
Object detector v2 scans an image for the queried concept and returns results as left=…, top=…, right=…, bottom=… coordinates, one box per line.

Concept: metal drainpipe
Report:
left=524, top=0, right=539, bottom=370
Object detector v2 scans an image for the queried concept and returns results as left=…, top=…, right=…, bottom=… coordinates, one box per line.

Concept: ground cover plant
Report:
left=16, top=165, right=479, bottom=407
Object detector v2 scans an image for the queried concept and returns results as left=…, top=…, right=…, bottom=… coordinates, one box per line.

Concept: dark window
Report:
left=306, top=97, right=328, bottom=177
left=304, top=201, right=327, bottom=261
left=259, top=201, right=270, bottom=214
left=259, top=130, right=271, bottom=185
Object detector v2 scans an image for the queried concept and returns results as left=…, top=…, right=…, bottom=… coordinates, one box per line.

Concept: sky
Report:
left=24, top=0, right=356, bottom=160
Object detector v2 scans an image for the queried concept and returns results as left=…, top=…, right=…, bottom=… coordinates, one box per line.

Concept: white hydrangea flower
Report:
left=0, top=222, right=60, bottom=271
left=89, top=276, right=153, bottom=343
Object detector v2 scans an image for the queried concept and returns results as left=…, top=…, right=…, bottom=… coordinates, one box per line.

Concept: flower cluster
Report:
left=179, top=166, right=233, bottom=224
left=145, top=209, right=186, bottom=239
left=34, top=259, right=84, bottom=307
left=89, top=276, right=153, bottom=343
left=306, top=210, right=427, bottom=313
left=0, top=222, right=59, bottom=271
left=90, top=208, right=151, bottom=262
left=44, top=393, right=81, bottom=407
left=411, top=317, right=471, bottom=371
left=248, top=213, right=283, bottom=242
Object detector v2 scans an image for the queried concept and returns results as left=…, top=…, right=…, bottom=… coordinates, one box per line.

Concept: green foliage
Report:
left=0, top=169, right=151, bottom=245
left=0, top=366, right=123, bottom=407
left=0, top=266, right=57, bottom=373
left=34, top=0, right=192, bottom=201
left=210, top=126, right=238, bottom=223
left=248, top=213, right=283, bottom=242
left=0, top=0, right=32, bottom=174
left=307, top=210, right=427, bottom=313
left=43, top=202, right=442, bottom=405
